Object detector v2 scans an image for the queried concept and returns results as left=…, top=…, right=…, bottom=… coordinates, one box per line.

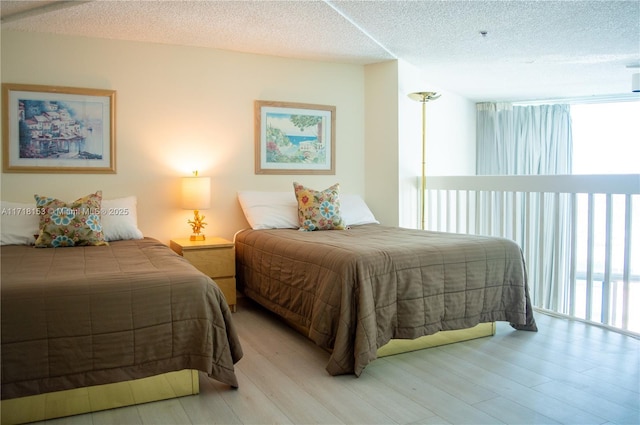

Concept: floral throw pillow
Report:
left=293, top=182, right=345, bottom=231
left=34, top=191, right=107, bottom=248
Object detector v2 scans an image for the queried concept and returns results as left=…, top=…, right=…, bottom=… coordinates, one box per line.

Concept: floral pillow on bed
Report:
left=293, top=182, right=345, bottom=231
left=34, top=191, right=107, bottom=248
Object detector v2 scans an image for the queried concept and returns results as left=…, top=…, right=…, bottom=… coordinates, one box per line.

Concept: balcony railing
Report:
left=423, top=174, right=640, bottom=335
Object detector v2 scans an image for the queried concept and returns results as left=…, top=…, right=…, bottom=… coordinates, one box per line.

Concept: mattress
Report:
left=1, top=238, right=243, bottom=400
left=235, top=224, right=537, bottom=376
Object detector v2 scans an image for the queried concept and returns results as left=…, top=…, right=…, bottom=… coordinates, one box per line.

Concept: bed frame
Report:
left=377, top=322, right=496, bottom=357
left=279, top=304, right=495, bottom=360
left=0, top=369, right=199, bottom=425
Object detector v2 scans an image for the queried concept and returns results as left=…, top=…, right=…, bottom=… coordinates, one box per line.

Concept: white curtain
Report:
left=477, top=103, right=572, bottom=175
left=476, top=103, right=573, bottom=312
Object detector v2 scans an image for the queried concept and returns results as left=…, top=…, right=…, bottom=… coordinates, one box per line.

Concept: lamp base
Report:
left=190, top=234, right=206, bottom=241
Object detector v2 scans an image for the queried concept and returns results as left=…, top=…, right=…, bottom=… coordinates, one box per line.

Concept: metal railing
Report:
left=423, top=174, right=640, bottom=335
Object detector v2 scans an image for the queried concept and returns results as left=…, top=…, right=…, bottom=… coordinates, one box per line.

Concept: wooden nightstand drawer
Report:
left=170, top=237, right=237, bottom=312
left=181, top=248, right=234, bottom=278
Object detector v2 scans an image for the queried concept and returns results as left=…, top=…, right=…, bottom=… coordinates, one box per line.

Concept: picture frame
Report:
left=2, top=83, right=116, bottom=173
left=255, top=100, right=335, bottom=175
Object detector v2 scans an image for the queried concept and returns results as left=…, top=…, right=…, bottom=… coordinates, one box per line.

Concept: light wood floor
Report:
left=42, top=298, right=639, bottom=425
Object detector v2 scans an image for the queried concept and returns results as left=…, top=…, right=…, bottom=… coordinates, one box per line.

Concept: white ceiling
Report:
left=1, top=0, right=639, bottom=102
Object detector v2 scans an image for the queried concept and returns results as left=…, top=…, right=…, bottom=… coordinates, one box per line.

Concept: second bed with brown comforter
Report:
left=236, top=224, right=537, bottom=377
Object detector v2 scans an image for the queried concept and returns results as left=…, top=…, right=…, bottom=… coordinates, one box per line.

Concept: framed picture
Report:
left=2, top=83, right=116, bottom=173
left=255, top=100, right=335, bottom=174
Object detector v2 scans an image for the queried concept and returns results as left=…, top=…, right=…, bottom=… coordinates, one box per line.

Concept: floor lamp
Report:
left=408, top=91, right=441, bottom=230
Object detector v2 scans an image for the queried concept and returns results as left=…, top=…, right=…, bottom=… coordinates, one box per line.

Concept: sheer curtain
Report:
left=476, top=102, right=573, bottom=312
left=477, top=103, right=572, bottom=175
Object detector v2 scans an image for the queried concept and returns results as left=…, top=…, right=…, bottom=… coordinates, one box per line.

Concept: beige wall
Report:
left=1, top=30, right=476, bottom=245
left=363, top=61, right=400, bottom=226
left=1, top=31, right=367, bottom=243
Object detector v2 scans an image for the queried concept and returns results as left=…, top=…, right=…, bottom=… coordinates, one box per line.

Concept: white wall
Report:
left=1, top=31, right=366, bottom=243
left=400, top=63, right=477, bottom=228
left=365, top=60, right=476, bottom=229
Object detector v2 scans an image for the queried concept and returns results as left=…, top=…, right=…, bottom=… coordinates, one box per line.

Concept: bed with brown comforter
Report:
left=1, top=238, right=243, bottom=401
left=235, top=224, right=537, bottom=377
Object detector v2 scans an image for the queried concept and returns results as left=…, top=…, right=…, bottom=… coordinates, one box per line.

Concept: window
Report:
left=572, top=101, right=640, bottom=174
left=571, top=100, right=639, bottom=332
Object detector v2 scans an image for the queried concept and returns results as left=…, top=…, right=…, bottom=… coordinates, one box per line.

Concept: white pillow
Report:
left=101, top=196, right=144, bottom=241
left=237, top=191, right=298, bottom=230
left=0, top=201, right=39, bottom=245
left=341, top=194, right=379, bottom=226
left=237, top=191, right=378, bottom=229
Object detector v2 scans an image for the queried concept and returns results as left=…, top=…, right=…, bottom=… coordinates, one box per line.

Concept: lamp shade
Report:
left=181, top=176, right=211, bottom=210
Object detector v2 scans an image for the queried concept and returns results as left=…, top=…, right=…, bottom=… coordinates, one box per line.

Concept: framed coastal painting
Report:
left=254, top=100, right=335, bottom=174
left=2, top=84, right=116, bottom=173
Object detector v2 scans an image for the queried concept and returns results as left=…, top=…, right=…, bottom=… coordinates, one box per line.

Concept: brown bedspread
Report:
left=1, top=238, right=243, bottom=400
left=236, top=224, right=537, bottom=376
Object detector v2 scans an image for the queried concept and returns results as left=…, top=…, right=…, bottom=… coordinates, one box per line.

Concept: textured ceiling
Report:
left=1, top=0, right=639, bottom=102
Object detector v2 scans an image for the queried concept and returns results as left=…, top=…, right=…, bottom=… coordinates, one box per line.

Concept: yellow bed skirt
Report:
left=0, top=369, right=199, bottom=425
left=377, top=322, right=496, bottom=357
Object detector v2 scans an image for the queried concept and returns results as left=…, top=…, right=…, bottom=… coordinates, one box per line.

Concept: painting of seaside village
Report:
left=18, top=98, right=104, bottom=160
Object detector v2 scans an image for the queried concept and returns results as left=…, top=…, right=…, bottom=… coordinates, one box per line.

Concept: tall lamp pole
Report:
left=408, top=91, right=440, bottom=230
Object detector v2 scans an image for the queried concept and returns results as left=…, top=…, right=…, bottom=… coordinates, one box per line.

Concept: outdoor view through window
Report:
left=571, top=101, right=639, bottom=333
left=572, top=101, right=640, bottom=174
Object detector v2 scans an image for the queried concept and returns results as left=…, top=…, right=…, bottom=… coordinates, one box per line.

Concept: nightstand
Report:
left=170, top=237, right=237, bottom=312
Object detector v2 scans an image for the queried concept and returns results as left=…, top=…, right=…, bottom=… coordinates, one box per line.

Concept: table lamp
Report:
left=182, top=171, right=211, bottom=241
